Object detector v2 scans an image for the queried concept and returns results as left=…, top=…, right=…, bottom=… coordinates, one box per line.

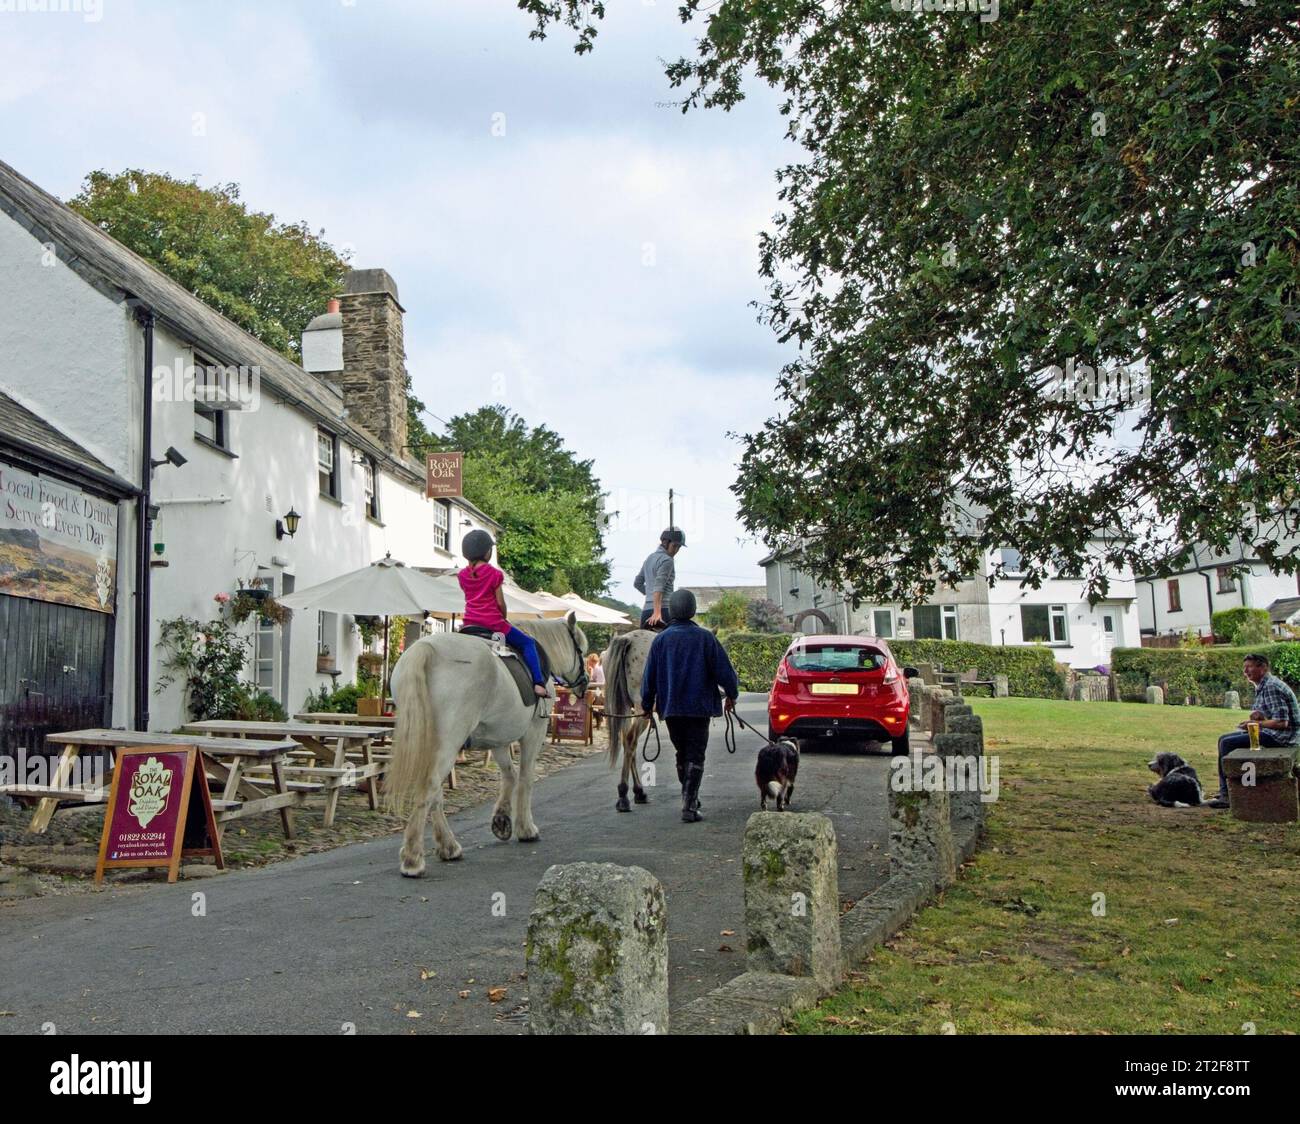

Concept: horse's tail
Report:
left=604, top=634, right=636, bottom=768
left=385, top=640, right=438, bottom=818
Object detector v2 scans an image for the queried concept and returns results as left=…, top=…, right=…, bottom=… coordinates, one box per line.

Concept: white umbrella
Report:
left=557, top=592, right=632, bottom=625
left=278, top=554, right=464, bottom=616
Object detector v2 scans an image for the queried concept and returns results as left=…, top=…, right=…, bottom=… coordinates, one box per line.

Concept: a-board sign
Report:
left=426, top=452, right=463, bottom=498
left=95, top=747, right=223, bottom=884
left=549, top=688, right=591, bottom=744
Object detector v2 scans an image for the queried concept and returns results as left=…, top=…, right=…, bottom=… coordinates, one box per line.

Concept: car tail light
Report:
left=775, top=660, right=789, bottom=684
left=883, top=667, right=898, bottom=684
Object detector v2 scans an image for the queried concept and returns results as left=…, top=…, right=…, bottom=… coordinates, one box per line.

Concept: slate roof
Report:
left=1267, top=597, right=1300, bottom=623
left=0, top=389, right=136, bottom=495
left=0, top=157, right=497, bottom=529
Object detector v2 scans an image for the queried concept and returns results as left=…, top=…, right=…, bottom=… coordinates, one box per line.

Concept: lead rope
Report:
left=593, top=709, right=662, bottom=762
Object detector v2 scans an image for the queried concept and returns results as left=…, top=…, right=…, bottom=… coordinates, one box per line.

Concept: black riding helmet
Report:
left=668, top=589, right=696, bottom=621
left=462, top=529, right=495, bottom=562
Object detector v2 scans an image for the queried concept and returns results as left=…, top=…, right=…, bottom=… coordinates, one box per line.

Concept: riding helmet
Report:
left=660, top=526, right=687, bottom=547
left=668, top=589, right=697, bottom=621
left=461, top=529, right=495, bottom=562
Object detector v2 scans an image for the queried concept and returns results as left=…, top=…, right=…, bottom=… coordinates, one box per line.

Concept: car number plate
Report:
left=810, top=683, right=858, bottom=695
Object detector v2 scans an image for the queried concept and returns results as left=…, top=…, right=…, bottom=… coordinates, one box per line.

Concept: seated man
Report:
left=1207, top=653, right=1300, bottom=808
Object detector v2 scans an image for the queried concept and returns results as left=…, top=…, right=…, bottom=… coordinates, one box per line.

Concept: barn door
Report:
left=0, top=594, right=113, bottom=764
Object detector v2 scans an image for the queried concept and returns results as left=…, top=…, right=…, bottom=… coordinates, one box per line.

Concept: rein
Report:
left=594, top=708, right=662, bottom=762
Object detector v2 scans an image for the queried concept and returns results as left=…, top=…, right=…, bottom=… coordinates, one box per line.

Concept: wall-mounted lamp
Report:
left=150, top=446, right=187, bottom=471
left=276, top=507, right=301, bottom=540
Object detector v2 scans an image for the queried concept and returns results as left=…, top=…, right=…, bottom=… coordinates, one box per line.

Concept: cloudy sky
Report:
left=1, top=0, right=797, bottom=604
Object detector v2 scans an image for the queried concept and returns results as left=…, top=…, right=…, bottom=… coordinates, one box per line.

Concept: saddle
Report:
left=458, top=625, right=552, bottom=707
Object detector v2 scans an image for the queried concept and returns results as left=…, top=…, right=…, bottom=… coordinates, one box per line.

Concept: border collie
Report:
left=1147, top=752, right=1204, bottom=808
left=757, top=738, right=800, bottom=811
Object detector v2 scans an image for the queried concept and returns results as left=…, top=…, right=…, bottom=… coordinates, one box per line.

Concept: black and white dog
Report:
left=1146, top=752, right=1204, bottom=808
left=757, top=738, right=800, bottom=811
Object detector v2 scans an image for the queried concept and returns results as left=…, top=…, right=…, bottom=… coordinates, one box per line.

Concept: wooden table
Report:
left=182, top=720, right=390, bottom=826
left=294, top=712, right=397, bottom=727
left=2, top=729, right=303, bottom=837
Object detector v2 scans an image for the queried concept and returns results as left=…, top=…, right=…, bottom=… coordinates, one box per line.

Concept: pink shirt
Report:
left=458, top=563, right=510, bottom=633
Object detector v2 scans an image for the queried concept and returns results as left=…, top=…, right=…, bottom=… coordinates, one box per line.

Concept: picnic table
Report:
left=936, top=666, right=997, bottom=695
left=2, top=729, right=303, bottom=837
left=181, top=720, right=390, bottom=827
left=293, top=711, right=471, bottom=788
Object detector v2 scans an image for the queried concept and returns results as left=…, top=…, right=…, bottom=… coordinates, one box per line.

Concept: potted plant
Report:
left=316, top=644, right=334, bottom=674
left=238, top=577, right=270, bottom=603
left=356, top=671, right=383, bottom=716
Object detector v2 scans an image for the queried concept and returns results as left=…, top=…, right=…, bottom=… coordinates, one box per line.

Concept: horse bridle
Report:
left=551, top=619, right=589, bottom=697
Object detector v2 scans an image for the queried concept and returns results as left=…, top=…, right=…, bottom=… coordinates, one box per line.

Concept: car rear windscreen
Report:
left=788, top=645, right=887, bottom=672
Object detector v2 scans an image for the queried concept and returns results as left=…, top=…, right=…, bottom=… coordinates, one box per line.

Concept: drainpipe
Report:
left=134, top=305, right=155, bottom=732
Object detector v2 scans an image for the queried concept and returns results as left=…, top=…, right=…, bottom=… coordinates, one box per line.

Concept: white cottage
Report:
left=0, top=158, right=499, bottom=751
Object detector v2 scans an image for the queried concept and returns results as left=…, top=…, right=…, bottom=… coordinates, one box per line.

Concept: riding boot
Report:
left=681, top=763, right=704, bottom=823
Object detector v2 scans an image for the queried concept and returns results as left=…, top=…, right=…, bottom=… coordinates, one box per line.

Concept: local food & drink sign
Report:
left=549, top=687, right=591, bottom=744
left=95, top=747, right=222, bottom=883
left=0, top=459, right=118, bottom=613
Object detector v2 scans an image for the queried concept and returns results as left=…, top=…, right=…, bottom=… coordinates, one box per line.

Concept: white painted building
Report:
left=760, top=544, right=1139, bottom=669
left=0, top=158, right=500, bottom=748
left=1136, top=536, right=1300, bottom=639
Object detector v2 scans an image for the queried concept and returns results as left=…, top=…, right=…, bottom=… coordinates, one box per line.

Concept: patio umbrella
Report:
left=278, top=554, right=463, bottom=698
left=556, top=592, right=632, bottom=625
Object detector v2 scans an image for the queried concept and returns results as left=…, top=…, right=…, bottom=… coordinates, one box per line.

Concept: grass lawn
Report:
left=793, top=698, right=1300, bottom=1035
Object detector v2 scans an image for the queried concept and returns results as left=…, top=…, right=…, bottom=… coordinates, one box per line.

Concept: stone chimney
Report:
left=336, top=268, right=409, bottom=457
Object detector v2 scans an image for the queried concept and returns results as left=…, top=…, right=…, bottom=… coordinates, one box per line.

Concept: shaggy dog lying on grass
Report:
left=1146, top=751, right=1204, bottom=808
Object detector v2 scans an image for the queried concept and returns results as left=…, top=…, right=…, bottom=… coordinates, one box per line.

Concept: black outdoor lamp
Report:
left=276, top=507, right=301, bottom=540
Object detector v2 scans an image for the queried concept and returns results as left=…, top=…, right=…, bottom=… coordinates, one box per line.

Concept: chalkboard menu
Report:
left=95, top=747, right=222, bottom=883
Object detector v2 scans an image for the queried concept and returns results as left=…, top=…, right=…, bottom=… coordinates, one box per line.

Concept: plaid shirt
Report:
left=1253, top=674, right=1300, bottom=746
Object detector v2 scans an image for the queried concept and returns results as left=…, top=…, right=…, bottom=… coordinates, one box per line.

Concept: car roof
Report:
left=788, top=634, right=893, bottom=652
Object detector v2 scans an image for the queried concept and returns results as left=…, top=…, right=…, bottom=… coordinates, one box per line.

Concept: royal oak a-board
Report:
left=94, top=746, right=223, bottom=884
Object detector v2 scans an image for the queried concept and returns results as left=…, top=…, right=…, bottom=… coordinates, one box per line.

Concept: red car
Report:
left=767, top=635, right=916, bottom=755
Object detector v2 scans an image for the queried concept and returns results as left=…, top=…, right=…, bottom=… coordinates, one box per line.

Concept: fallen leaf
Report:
left=458, top=990, right=470, bottom=999
left=1163, top=918, right=1179, bottom=925
left=406, top=1010, right=421, bottom=1019
left=419, top=968, right=436, bottom=980
left=720, top=930, right=735, bottom=937
left=718, top=945, right=733, bottom=953
left=1120, top=947, right=1131, bottom=958
left=488, top=987, right=507, bottom=1003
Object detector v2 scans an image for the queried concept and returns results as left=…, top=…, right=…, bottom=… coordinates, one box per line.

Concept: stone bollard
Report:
left=1223, top=690, right=1241, bottom=710
left=1145, top=686, right=1164, bottom=705
left=936, top=714, right=988, bottom=845
left=1071, top=681, right=1086, bottom=701
left=993, top=674, right=1009, bottom=698
left=742, top=812, right=841, bottom=989
left=526, top=863, right=669, bottom=1034
left=887, top=755, right=957, bottom=892
left=929, top=689, right=955, bottom=737
left=906, top=678, right=925, bottom=728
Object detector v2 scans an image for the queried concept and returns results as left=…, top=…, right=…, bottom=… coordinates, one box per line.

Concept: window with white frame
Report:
left=1021, top=603, right=1069, bottom=644
left=1216, top=566, right=1236, bottom=594
left=362, top=456, right=379, bottom=520
left=193, top=355, right=228, bottom=449
left=433, top=501, right=450, bottom=551
left=913, top=605, right=959, bottom=640
left=872, top=608, right=894, bottom=638
left=317, top=429, right=338, bottom=498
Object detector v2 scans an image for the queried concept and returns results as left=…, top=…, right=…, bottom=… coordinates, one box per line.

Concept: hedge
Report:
left=1210, top=607, right=1272, bottom=646
left=717, top=633, right=1068, bottom=698
left=1111, top=642, right=1300, bottom=706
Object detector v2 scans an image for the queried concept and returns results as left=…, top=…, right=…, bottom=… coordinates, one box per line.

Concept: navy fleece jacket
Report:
left=640, top=620, right=740, bottom=718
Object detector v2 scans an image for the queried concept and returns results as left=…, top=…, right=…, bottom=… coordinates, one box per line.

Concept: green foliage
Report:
left=425, top=406, right=610, bottom=598
left=523, top=2, right=1300, bottom=604
left=156, top=616, right=250, bottom=721
left=303, top=681, right=367, bottom=714
left=580, top=623, right=616, bottom=655
left=1112, top=643, right=1300, bottom=706
left=722, top=632, right=795, bottom=692
left=69, top=170, right=348, bottom=360
left=230, top=685, right=288, bottom=722
left=745, top=597, right=786, bottom=633
left=886, top=640, right=1067, bottom=700
left=701, top=590, right=749, bottom=631
left=1211, top=607, right=1273, bottom=646
left=719, top=632, right=1066, bottom=697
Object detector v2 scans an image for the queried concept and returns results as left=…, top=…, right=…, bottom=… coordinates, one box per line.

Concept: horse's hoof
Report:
left=517, top=831, right=540, bottom=843
left=616, top=797, right=632, bottom=813
left=633, top=791, right=649, bottom=804
left=437, top=843, right=463, bottom=862
left=399, top=859, right=426, bottom=878
left=491, top=812, right=513, bottom=841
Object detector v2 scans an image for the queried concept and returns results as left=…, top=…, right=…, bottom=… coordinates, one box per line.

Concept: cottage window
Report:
left=433, top=500, right=450, bottom=551
left=912, top=605, right=958, bottom=640
left=872, top=608, right=894, bottom=638
left=1022, top=604, right=1069, bottom=644
left=1167, top=579, right=1182, bottom=613
left=363, top=457, right=379, bottom=520
left=318, top=430, right=339, bottom=498
left=193, top=356, right=228, bottom=449
left=1216, top=567, right=1236, bottom=594
left=999, top=547, right=1024, bottom=575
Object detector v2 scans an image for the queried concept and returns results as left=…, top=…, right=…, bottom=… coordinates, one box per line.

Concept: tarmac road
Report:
left=0, top=694, right=890, bottom=1034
